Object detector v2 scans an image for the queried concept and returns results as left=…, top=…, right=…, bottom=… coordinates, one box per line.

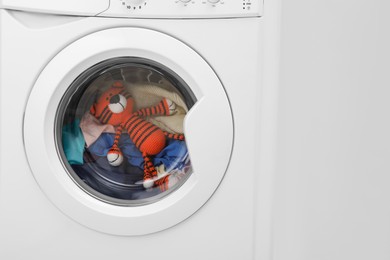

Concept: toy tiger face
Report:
left=90, top=81, right=134, bottom=127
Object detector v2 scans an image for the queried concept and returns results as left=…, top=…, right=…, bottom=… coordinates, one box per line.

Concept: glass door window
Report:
left=57, top=57, right=195, bottom=206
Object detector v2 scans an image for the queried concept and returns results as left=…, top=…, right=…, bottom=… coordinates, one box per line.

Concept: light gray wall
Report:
left=273, top=1, right=390, bottom=259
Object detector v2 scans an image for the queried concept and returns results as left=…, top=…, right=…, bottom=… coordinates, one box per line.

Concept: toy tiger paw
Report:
left=90, top=81, right=185, bottom=190
left=107, top=147, right=123, bottom=167
left=140, top=164, right=186, bottom=191
left=165, top=98, right=177, bottom=115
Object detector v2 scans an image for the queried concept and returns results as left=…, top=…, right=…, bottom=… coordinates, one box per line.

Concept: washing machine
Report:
left=0, top=0, right=264, bottom=259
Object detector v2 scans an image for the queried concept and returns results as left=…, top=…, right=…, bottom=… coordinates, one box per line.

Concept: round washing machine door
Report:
left=23, top=28, right=233, bottom=235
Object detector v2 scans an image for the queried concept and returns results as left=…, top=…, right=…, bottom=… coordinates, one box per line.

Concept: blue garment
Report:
left=88, top=133, right=189, bottom=170
left=62, top=119, right=85, bottom=165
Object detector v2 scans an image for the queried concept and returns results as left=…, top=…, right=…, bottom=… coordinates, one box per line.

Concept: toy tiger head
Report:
left=90, top=81, right=134, bottom=126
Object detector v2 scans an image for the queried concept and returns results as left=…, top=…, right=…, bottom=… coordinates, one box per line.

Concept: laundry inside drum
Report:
left=57, top=58, right=195, bottom=206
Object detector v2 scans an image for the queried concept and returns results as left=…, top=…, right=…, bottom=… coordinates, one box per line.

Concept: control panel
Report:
left=98, top=0, right=262, bottom=18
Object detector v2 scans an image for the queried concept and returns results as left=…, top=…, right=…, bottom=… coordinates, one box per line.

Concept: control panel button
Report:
left=179, top=0, right=191, bottom=2
left=207, top=0, right=220, bottom=3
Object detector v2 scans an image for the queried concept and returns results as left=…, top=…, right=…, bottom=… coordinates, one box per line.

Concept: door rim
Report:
left=23, top=27, right=234, bottom=235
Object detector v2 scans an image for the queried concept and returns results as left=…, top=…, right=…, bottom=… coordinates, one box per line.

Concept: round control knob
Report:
left=207, top=0, right=220, bottom=3
left=126, top=0, right=146, bottom=5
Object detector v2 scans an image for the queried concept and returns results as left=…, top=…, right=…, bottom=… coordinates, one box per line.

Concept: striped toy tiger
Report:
left=90, top=81, right=185, bottom=189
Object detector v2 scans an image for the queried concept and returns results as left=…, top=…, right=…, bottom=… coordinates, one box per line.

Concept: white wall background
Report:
left=273, top=0, right=390, bottom=259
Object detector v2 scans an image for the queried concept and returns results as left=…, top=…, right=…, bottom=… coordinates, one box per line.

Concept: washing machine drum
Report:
left=59, top=58, right=196, bottom=205
left=24, top=28, right=233, bottom=235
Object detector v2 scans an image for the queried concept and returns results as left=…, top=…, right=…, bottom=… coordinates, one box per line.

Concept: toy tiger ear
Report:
left=90, top=104, right=96, bottom=115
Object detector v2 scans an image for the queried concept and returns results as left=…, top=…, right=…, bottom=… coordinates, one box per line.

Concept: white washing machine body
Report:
left=0, top=0, right=264, bottom=259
